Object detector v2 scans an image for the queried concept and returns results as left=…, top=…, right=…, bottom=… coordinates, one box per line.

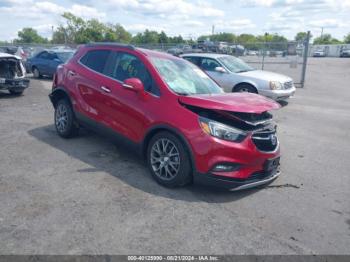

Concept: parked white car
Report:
left=313, top=49, right=326, bottom=57
left=181, top=53, right=296, bottom=101
left=0, top=52, right=30, bottom=95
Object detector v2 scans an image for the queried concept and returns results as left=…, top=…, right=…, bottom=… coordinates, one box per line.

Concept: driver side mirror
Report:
left=214, top=66, right=227, bottom=73
left=122, top=78, right=144, bottom=93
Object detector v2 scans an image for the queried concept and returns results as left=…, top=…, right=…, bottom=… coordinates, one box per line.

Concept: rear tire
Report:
left=54, top=99, right=79, bottom=138
left=147, top=131, right=192, bottom=187
left=233, top=83, right=257, bottom=93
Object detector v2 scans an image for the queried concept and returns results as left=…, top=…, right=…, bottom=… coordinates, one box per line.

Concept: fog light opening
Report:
left=212, top=163, right=241, bottom=172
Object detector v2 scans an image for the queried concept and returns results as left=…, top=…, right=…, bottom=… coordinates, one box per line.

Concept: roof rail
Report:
left=85, top=42, right=135, bottom=50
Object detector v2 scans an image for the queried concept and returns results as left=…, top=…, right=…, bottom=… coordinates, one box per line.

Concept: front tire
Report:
left=234, top=83, right=257, bottom=93
left=33, top=67, right=42, bottom=79
left=147, top=132, right=192, bottom=187
left=54, top=99, right=79, bottom=138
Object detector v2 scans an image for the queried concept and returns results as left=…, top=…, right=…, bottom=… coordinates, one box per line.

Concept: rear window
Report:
left=80, top=50, right=111, bottom=73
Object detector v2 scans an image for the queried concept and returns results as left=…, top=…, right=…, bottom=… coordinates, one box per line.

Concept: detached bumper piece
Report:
left=0, top=78, right=30, bottom=92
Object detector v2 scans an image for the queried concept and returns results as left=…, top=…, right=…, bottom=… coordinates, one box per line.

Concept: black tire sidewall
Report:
left=234, top=84, right=256, bottom=93
left=147, top=132, right=192, bottom=187
left=54, top=99, right=77, bottom=138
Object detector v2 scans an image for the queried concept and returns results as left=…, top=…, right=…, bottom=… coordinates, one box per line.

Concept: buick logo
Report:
left=270, top=134, right=277, bottom=146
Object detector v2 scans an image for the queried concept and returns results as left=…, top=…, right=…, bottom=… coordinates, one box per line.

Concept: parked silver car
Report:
left=181, top=53, right=296, bottom=101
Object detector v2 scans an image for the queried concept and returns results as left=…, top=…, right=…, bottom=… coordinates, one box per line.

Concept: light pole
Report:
left=262, top=32, right=268, bottom=70
left=51, top=26, right=54, bottom=43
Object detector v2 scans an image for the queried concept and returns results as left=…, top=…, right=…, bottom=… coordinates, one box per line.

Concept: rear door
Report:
left=73, top=49, right=112, bottom=125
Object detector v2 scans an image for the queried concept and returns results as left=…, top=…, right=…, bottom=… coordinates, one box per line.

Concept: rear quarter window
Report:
left=80, top=50, right=111, bottom=73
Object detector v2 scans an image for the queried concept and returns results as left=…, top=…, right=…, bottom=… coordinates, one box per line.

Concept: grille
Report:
left=252, top=130, right=278, bottom=152
left=283, top=81, right=293, bottom=89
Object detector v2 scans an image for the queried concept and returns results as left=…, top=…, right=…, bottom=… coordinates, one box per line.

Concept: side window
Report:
left=48, top=53, right=58, bottom=60
left=80, top=50, right=111, bottom=73
left=112, top=52, right=160, bottom=96
left=200, top=58, right=221, bottom=71
left=183, top=57, right=199, bottom=66
left=38, top=51, right=49, bottom=59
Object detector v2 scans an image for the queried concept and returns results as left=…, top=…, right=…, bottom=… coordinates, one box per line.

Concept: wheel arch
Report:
left=232, top=81, right=258, bottom=93
left=142, top=124, right=196, bottom=173
left=49, top=87, right=73, bottom=109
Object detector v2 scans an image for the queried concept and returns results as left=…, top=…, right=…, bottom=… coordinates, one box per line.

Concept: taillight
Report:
left=52, top=73, right=57, bottom=90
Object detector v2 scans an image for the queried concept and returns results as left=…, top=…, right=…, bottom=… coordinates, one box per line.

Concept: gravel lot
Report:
left=0, top=58, right=349, bottom=255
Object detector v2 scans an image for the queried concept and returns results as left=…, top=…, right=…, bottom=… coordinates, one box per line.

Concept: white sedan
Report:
left=181, top=53, right=296, bottom=101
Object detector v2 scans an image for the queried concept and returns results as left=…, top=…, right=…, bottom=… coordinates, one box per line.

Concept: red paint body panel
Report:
left=52, top=44, right=281, bottom=184
left=179, top=93, right=280, bottom=113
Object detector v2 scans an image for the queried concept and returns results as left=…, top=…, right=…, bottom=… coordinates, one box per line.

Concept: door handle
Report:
left=68, top=70, right=76, bottom=76
left=122, top=83, right=133, bottom=90
left=100, top=86, right=111, bottom=93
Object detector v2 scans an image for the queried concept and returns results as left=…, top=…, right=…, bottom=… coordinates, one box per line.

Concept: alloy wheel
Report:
left=150, top=138, right=181, bottom=181
left=55, top=103, right=68, bottom=133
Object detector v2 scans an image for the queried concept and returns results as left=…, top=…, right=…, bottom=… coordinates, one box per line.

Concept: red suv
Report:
left=49, top=43, right=281, bottom=190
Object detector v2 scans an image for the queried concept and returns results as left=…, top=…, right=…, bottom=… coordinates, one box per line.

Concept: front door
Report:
left=198, top=57, right=233, bottom=90
left=96, top=50, right=161, bottom=142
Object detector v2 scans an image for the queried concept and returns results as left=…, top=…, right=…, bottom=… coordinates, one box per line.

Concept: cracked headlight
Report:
left=199, top=117, right=247, bottom=142
left=269, top=81, right=283, bottom=90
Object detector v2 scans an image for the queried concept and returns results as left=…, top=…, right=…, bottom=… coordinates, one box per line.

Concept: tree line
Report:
left=3, top=12, right=350, bottom=46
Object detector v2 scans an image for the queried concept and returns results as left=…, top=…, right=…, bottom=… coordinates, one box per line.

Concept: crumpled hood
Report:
left=0, top=52, right=21, bottom=60
left=239, top=69, right=292, bottom=82
left=179, top=93, right=280, bottom=113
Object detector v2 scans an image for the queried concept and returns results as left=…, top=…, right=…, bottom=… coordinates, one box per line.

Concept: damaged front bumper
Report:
left=194, top=168, right=280, bottom=191
left=0, top=78, right=30, bottom=92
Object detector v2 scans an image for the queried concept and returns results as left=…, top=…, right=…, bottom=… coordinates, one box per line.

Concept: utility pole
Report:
left=301, top=31, right=310, bottom=88
left=262, top=32, right=268, bottom=70
left=63, top=28, right=67, bottom=45
left=212, top=25, right=215, bottom=35
left=320, top=27, right=324, bottom=38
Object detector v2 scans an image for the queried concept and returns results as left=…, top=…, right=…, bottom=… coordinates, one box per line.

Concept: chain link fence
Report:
left=2, top=34, right=310, bottom=87
left=133, top=39, right=310, bottom=87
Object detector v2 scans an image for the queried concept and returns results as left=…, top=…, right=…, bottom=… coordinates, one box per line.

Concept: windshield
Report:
left=56, top=52, right=74, bottom=62
left=151, top=57, right=223, bottom=95
left=218, top=56, right=254, bottom=73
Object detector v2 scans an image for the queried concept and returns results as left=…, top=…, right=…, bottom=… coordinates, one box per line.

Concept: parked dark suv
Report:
left=49, top=43, right=281, bottom=190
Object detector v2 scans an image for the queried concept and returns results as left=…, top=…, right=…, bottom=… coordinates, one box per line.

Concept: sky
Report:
left=0, top=0, right=349, bottom=41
